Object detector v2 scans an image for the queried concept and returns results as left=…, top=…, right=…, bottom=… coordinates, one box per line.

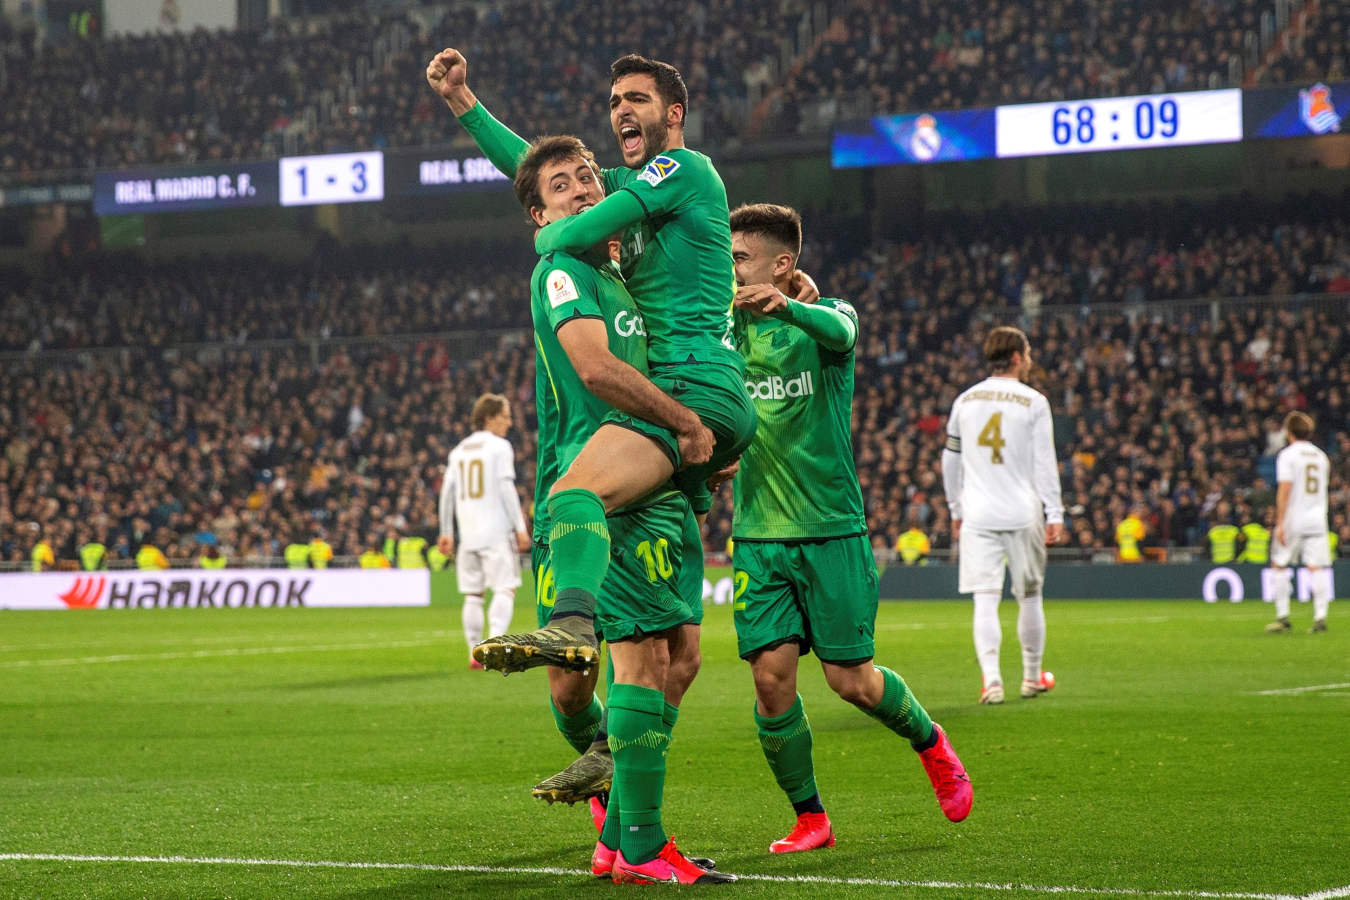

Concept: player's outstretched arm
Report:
left=556, top=318, right=714, bottom=465
left=535, top=190, right=646, bottom=256
left=734, top=284, right=857, bottom=353
left=426, top=47, right=529, bottom=177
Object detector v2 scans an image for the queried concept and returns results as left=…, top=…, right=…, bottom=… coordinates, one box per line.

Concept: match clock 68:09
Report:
left=995, top=89, right=1242, bottom=158
left=279, top=151, right=385, bottom=206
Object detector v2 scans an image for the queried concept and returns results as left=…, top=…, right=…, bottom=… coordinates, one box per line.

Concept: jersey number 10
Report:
left=458, top=458, right=485, bottom=499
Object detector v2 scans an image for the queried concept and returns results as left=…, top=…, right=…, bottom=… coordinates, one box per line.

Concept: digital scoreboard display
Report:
left=996, top=89, right=1243, bottom=158
left=93, top=162, right=277, bottom=215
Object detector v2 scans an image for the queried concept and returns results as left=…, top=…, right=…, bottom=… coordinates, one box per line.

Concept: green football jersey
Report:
left=597, top=149, right=741, bottom=369
left=456, top=105, right=740, bottom=369
left=529, top=248, right=650, bottom=542
left=731, top=298, right=866, bottom=541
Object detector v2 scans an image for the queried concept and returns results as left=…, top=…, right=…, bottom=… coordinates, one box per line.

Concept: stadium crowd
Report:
left=7, top=199, right=1350, bottom=353
left=4, top=198, right=1349, bottom=568
left=4, top=0, right=1346, bottom=172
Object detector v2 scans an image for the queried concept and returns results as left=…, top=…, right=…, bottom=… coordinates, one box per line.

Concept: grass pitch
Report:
left=2, top=595, right=1346, bottom=899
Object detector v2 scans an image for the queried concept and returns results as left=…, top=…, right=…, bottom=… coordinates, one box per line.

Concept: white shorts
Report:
left=457, top=542, right=522, bottom=595
left=1270, top=532, right=1331, bottom=569
left=959, top=522, right=1047, bottom=597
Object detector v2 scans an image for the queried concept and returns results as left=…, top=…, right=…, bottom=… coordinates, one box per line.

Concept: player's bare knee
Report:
left=548, top=666, right=598, bottom=714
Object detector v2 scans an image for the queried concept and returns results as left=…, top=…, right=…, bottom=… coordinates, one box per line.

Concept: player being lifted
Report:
left=427, top=48, right=756, bottom=670
left=438, top=394, right=530, bottom=668
left=1266, top=411, right=1333, bottom=634
left=942, top=326, right=1064, bottom=705
left=514, top=134, right=733, bottom=884
left=728, top=204, right=972, bottom=851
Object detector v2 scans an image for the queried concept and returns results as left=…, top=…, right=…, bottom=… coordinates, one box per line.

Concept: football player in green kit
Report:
left=728, top=204, right=973, bottom=853
left=427, top=47, right=754, bottom=671
left=512, top=134, right=734, bottom=884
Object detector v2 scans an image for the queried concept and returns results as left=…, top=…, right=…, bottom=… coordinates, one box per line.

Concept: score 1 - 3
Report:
left=279, top=151, right=385, bottom=206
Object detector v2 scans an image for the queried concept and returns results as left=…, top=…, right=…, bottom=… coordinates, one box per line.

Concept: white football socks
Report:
left=1018, top=594, right=1046, bottom=682
left=1272, top=568, right=1293, bottom=620
left=973, top=590, right=1003, bottom=685
left=488, top=588, right=515, bottom=639
left=1311, top=568, right=1331, bottom=623
left=462, top=594, right=485, bottom=654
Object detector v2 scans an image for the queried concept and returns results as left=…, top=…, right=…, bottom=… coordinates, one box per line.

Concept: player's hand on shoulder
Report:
left=788, top=269, right=820, bottom=304
left=734, top=283, right=788, bottom=317
left=426, top=48, right=468, bottom=98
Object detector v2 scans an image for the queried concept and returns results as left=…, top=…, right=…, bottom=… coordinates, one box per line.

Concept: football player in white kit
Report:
left=1266, top=411, right=1333, bottom=634
left=942, top=326, right=1064, bottom=705
left=439, top=394, right=531, bottom=666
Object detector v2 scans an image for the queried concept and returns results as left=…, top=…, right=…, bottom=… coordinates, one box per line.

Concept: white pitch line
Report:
left=1250, top=682, right=1350, bottom=696
left=0, top=852, right=1318, bottom=899
left=1302, top=888, right=1350, bottom=900
left=0, top=638, right=445, bottom=669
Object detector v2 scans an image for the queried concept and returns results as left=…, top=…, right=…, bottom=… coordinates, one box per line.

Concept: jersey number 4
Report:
left=458, top=458, right=485, bottom=499
left=978, top=413, right=1006, bottom=464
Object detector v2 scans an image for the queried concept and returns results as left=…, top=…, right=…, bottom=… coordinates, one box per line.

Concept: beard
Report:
left=619, top=118, right=668, bottom=168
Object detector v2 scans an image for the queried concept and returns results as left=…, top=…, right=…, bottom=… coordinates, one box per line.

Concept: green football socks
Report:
left=550, top=694, right=603, bottom=755
left=865, top=665, right=935, bottom=749
left=607, top=682, right=670, bottom=864
left=755, top=694, right=820, bottom=805
left=546, top=489, right=610, bottom=625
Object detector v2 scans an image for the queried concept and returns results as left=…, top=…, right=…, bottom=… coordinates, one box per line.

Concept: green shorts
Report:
left=605, top=361, right=757, bottom=514
left=534, top=494, right=703, bottom=640
left=732, top=533, right=877, bottom=663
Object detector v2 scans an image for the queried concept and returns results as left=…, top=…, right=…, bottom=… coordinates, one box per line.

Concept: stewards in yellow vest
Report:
left=1206, top=503, right=1241, bottom=564
left=198, top=547, right=227, bottom=569
left=79, top=541, right=108, bottom=571
left=283, top=541, right=311, bottom=569
left=136, top=544, right=169, bottom=570
left=1115, top=511, right=1146, bottom=562
left=895, top=526, right=931, bottom=565
left=309, top=537, right=333, bottom=569
left=1331, top=531, right=1341, bottom=559
left=1238, top=521, right=1271, bottom=564
left=32, top=538, right=55, bottom=572
left=397, top=534, right=428, bottom=569
left=359, top=547, right=391, bottom=568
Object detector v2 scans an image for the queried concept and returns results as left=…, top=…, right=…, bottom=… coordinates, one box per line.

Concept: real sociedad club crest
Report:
left=1299, top=83, right=1342, bottom=135
left=909, top=114, right=943, bottom=161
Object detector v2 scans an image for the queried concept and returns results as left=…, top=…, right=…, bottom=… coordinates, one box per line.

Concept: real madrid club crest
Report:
left=909, top=114, right=943, bottom=162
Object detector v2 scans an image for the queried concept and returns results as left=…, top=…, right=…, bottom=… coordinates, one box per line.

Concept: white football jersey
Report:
left=440, top=430, right=526, bottom=551
left=945, top=376, right=1063, bottom=530
left=1275, top=440, right=1330, bottom=537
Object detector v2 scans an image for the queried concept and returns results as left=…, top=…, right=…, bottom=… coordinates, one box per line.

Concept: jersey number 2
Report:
left=458, top=459, right=484, bottom=499
left=978, top=413, right=1006, bottom=464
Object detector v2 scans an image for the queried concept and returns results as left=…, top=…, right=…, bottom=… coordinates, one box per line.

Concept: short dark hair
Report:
left=1284, top=410, right=1314, bottom=441
left=729, top=203, right=803, bottom=261
left=471, top=393, right=509, bottom=431
left=984, top=326, right=1029, bottom=371
left=611, top=53, right=689, bottom=124
left=513, top=135, right=597, bottom=222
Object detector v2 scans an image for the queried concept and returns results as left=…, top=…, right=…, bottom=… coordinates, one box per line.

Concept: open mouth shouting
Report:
left=618, top=122, right=643, bottom=156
